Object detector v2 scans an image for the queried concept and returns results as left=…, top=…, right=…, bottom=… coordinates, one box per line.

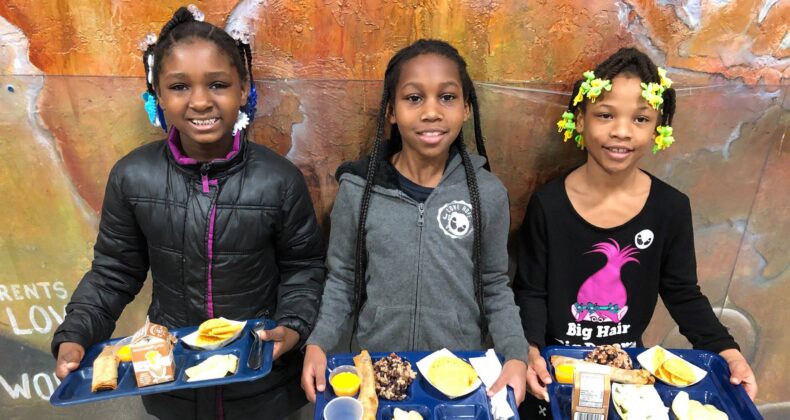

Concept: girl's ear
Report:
left=388, top=104, right=396, bottom=124
left=463, top=101, right=470, bottom=122
left=575, top=109, right=585, bottom=134
left=240, top=80, right=249, bottom=106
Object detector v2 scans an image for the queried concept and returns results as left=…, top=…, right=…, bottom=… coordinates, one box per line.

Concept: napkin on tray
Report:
left=469, top=349, right=516, bottom=420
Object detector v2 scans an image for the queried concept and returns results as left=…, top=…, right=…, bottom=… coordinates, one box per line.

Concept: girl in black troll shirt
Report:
left=514, top=47, right=757, bottom=419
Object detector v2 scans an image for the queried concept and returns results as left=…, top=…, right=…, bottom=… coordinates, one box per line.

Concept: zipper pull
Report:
left=200, top=164, right=210, bottom=194
left=417, top=203, right=425, bottom=227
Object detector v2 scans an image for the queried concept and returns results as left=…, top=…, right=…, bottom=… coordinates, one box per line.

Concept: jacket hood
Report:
left=335, top=140, right=489, bottom=190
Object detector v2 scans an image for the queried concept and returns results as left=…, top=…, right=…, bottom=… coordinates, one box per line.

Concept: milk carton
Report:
left=130, top=318, right=176, bottom=387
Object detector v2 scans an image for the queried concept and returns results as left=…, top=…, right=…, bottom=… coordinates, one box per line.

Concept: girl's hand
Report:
left=55, top=342, right=85, bottom=380
left=526, top=344, right=552, bottom=402
left=487, top=359, right=528, bottom=405
left=719, top=348, right=757, bottom=400
left=301, top=344, right=327, bottom=403
left=257, top=326, right=299, bottom=360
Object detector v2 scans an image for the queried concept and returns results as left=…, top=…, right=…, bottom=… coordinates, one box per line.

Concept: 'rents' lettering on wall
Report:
left=1, top=281, right=68, bottom=335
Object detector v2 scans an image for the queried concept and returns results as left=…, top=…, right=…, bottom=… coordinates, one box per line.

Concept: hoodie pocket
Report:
left=417, top=308, right=478, bottom=351
left=356, top=306, right=413, bottom=352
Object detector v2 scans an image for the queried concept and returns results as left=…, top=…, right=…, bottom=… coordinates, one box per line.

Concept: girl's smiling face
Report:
left=576, top=74, right=660, bottom=174
left=156, top=39, right=247, bottom=156
left=389, top=53, right=470, bottom=162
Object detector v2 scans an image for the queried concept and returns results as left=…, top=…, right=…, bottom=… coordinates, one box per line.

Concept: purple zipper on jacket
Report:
left=168, top=129, right=239, bottom=419
left=166, top=128, right=240, bottom=319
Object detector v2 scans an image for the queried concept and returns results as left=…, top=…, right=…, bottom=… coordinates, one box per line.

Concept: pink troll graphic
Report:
left=572, top=239, right=640, bottom=323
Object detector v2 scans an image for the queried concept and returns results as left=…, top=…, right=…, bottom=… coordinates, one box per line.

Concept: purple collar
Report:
left=167, top=128, right=242, bottom=166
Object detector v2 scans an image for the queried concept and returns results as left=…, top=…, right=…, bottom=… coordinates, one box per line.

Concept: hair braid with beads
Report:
left=350, top=39, right=490, bottom=346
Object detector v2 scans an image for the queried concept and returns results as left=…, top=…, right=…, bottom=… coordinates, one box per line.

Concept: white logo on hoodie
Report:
left=437, top=200, right=473, bottom=239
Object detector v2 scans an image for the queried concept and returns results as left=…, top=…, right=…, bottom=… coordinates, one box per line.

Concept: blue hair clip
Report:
left=141, top=92, right=168, bottom=132
left=243, top=83, right=258, bottom=121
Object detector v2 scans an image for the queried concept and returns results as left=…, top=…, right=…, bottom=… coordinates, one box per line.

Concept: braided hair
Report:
left=565, top=48, right=676, bottom=136
left=141, top=7, right=256, bottom=127
left=351, top=39, right=491, bottom=345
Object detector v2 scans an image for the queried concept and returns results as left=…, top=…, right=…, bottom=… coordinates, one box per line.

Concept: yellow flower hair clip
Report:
left=641, top=82, right=665, bottom=110
left=653, top=125, right=674, bottom=153
left=556, top=111, right=584, bottom=149
left=657, top=67, right=672, bottom=89
left=556, top=111, right=575, bottom=141
left=573, top=71, right=612, bottom=106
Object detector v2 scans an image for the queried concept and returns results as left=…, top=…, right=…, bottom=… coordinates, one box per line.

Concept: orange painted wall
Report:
left=0, top=1, right=787, bottom=418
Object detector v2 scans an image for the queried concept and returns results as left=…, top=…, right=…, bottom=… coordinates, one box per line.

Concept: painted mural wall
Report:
left=0, top=0, right=787, bottom=418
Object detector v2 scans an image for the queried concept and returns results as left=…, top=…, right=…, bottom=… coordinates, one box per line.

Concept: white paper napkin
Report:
left=469, top=349, right=516, bottom=420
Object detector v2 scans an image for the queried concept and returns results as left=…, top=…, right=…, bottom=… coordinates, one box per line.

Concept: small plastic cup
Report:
left=323, top=396, right=363, bottom=420
left=328, top=365, right=361, bottom=397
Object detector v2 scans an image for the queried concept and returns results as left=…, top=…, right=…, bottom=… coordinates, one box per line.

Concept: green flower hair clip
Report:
left=653, top=125, right=674, bottom=154
left=556, top=111, right=584, bottom=149
left=573, top=70, right=612, bottom=106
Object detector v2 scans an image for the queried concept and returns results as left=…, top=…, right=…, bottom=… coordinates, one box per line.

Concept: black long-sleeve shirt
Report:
left=514, top=172, right=738, bottom=353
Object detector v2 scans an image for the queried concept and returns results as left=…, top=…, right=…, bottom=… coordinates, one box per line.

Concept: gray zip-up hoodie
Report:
left=307, top=146, right=529, bottom=363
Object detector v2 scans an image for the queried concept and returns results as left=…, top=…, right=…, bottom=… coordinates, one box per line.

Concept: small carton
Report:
left=571, top=364, right=611, bottom=420
left=130, top=318, right=176, bottom=387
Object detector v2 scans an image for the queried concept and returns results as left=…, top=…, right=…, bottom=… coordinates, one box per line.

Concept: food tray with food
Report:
left=542, top=346, right=760, bottom=420
left=314, top=351, right=519, bottom=420
left=50, top=318, right=275, bottom=406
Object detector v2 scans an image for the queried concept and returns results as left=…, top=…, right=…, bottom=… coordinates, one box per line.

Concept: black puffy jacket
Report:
left=51, top=130, right=326, bottom=418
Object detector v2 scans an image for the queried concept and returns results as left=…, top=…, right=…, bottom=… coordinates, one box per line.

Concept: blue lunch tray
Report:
left=314, top=351, right=520, bottom=420
left=542, top=346, right=761, bottom=419
left=50, top=318, right=275, bottom=406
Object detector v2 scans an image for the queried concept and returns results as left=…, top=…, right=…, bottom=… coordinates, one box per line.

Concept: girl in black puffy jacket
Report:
left=51, top=6, right=325, bottom=419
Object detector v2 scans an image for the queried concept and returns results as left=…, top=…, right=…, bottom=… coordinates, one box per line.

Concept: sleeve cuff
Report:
left=497, top=335, right=530, bottom=364
left=277, top=316, right=311, bottom=349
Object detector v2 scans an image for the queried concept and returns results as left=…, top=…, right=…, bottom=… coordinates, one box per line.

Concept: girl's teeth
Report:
left=192, top=118, right=218, bottom=126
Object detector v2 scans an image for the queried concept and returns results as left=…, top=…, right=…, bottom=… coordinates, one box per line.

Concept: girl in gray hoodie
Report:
left=301, top=39, right=529, bottom=406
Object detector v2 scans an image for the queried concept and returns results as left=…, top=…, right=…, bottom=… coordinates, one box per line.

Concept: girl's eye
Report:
left=635, top=115, right=650, bottom=124
left=406, top=94, right=422, bottom=104
left=596, top=113, right=613, bottom=120
left=210, top=82, right=229, bottom=89
left=169, top=84, right=188, bottom=91
left=440, top=94, right=456, bottom=102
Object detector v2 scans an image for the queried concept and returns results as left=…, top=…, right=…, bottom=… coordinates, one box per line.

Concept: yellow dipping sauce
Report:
left=554, top=364, right=574, bottom=384
left=330, top=372, right=361, bottom=397
left=117, top=345, right=132, bottom=362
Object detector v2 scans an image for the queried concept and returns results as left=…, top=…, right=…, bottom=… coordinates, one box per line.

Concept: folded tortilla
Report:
left=92, top=346, right=120, bottom=392
left=353, top=350, right=378, bottom=420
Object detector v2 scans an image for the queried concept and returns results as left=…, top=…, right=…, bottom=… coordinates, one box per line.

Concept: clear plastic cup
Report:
left=328, top=365, right=361, bottom=397
left=323, top=396, right=363, bottom=420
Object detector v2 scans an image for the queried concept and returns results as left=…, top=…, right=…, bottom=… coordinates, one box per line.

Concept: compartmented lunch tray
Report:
left=314, top=350, right=520, bottom=420
left=542, top=346, right=761, bottom=419
left=50, top=318, right=275, bottom=406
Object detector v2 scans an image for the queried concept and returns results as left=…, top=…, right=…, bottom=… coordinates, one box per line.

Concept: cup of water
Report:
left=323, top=396, right=363, bottom=420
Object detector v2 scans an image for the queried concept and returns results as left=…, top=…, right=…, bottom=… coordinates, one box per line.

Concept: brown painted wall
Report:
left=0, top=1, right=787, bottom=418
